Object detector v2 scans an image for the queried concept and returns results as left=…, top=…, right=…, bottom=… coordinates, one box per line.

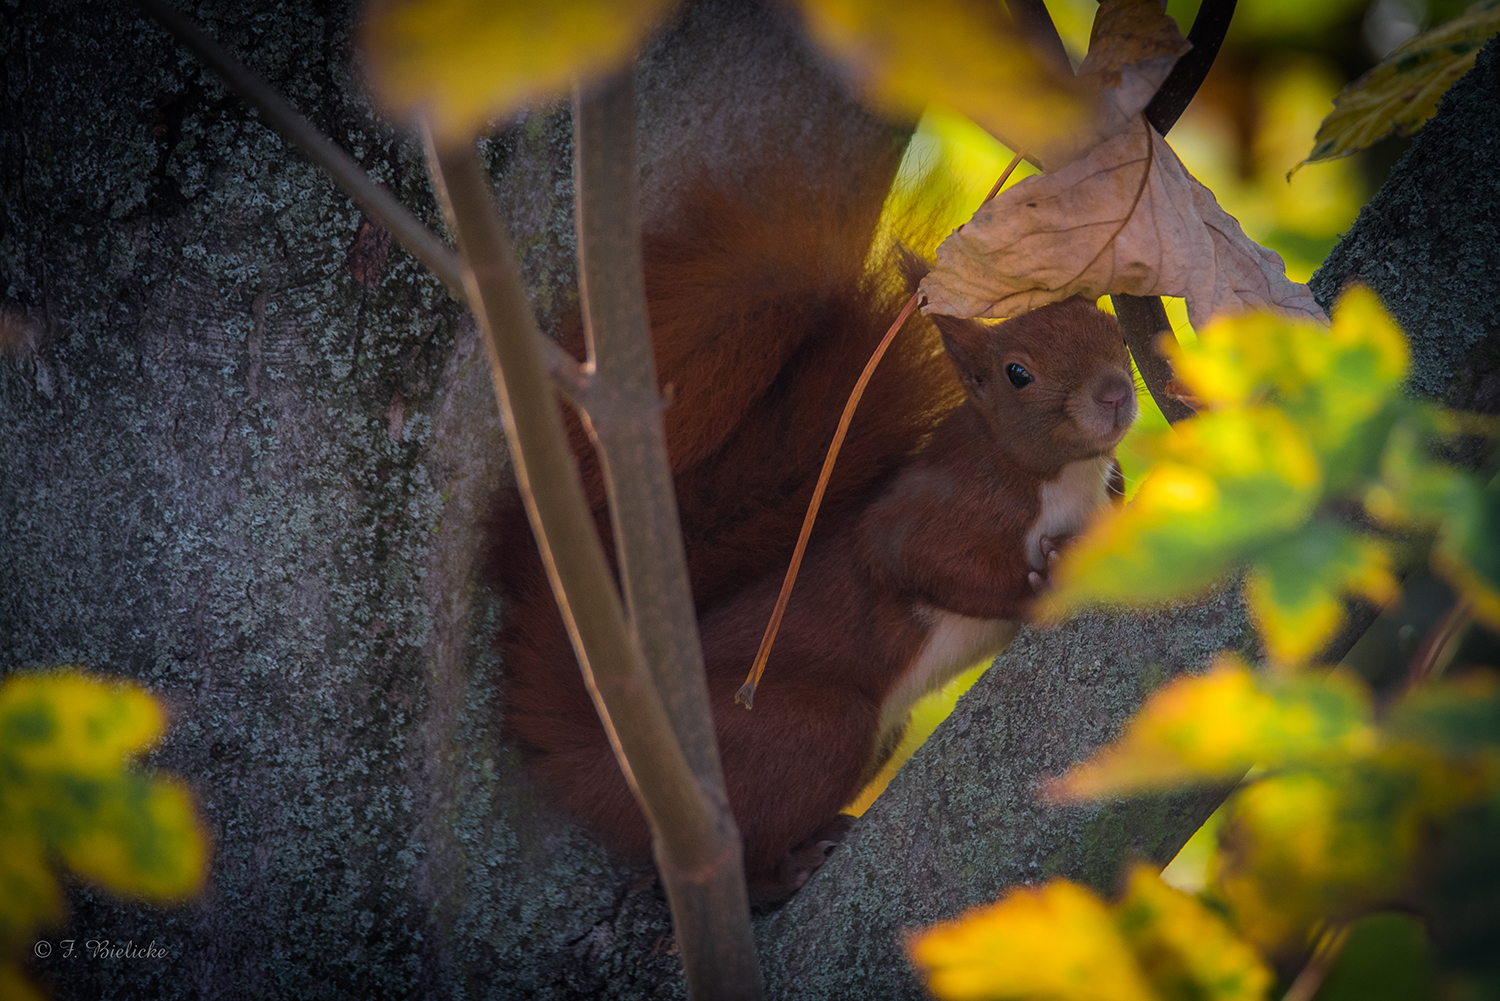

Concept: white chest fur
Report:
left=875, top=456, right=1115, bottom=750
left=1024, top=456, right=1113, bottom=569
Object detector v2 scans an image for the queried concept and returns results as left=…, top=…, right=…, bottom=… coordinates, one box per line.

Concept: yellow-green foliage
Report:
left=0, top=669, right=205, bottom=996
left=362, top=0, right=678, bottom=142
left=1299, top=0, right=1500, bottom=170
left=910, top=297, right=1500, bottom=1000
left=912, top=662, right=1500, bottom=998
left=1047, top=287, right=1500, bottom=664
left=911, top=864, right=1272, bottom=1001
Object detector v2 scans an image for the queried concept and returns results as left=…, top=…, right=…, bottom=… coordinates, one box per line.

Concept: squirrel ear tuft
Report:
left=931, top=313, right=993, bottom=391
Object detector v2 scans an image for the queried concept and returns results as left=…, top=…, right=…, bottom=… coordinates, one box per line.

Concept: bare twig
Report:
left=572, top=72, right=762, bottom=1000
left=1282, top=923, right=1351, bottom=1001
left=1404, top=599, right=1473, bottom=695
left=424, top=135, right=728, bottom=920
left=134, top=0, right=590, bottom=405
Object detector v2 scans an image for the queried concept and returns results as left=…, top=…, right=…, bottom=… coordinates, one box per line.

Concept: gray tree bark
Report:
left=2, top=0, right=1495, bottom=995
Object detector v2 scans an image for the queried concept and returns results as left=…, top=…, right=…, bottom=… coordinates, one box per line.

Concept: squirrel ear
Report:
left=931, top=313, right=993, bottom=392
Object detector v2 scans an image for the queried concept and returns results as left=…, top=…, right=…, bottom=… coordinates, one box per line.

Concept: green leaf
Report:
left=1050, top=659, right=1377, bottom=799
left=1369, top=426, right=1500, bottom=629
left=1314, top=913, right=1433, bottom=1001
left=1245, top=521, right=1397, bottom=665
left=1297, top=0, right=1500, bottom=170
left=1386, top=671, right=1500, bottom=754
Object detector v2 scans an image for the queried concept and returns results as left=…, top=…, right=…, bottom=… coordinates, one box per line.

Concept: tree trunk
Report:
left=2, top=0, right=1495, bottom=994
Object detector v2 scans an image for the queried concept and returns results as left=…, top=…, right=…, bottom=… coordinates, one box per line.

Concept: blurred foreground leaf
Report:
left=787, top=0, right=1086, bottom=162
left=1053, top=664, right=1500, bottom=954
left=909, top=865, right=1271, bottom=1001
left=363, top=0, right=677, bottom=141
left=1049, top=657, right=1377, bottom=799
left=1298, top=0, right=1500, bottom=170
left=0, top=669, right=206, bottom=997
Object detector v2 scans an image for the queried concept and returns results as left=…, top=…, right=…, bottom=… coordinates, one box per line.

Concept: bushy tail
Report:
left=485, top=142, right=962, bottom=859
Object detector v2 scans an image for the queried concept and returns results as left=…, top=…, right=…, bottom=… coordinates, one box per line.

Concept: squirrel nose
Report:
left=1095, top=381, right=1130, bottom=410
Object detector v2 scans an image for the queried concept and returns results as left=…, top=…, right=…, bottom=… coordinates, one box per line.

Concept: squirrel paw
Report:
left=1027, top=534, right=1073, bottom=594
left=751, top=815, right=854, bottom=906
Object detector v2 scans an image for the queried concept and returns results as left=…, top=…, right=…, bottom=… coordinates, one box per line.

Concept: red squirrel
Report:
left=486, top=151, right=1137, bottom=901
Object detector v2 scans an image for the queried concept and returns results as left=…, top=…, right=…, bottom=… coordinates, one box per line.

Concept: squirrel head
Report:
left=931, top=298, right=1137, bottom=474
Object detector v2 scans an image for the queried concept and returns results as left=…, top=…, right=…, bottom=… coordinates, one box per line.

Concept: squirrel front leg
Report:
left=863, top=466, right=1041, bottom=623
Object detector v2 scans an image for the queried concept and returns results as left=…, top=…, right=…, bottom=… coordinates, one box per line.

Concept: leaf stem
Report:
left=740, top=150, right=1027, bottom=704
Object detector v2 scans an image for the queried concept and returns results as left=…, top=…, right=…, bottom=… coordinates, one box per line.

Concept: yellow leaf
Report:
left=1211, top=749, right=1480, bottom=951
left=909, top=880, right=1157, bottom=1001
left=1050, top=658, right=1377, bottom=799
left=0, top=670, right=208, bottom=908
left=363, top=0, right=678, bottom=142
left=58, top=776, right=208, bottom=900
left=1167, top=285, right=1406, bottom=423
left=788, top=0, right=1086, bottom=163
left=0, top=668, right=164, bottom=775
left=0, top=833, right=64, bottom=944
left=1298, top=0, right=1500, bottom=170
left=1113, top=865, right=1273, bottom=1001
left=0, top=963, right=48, bottom=1001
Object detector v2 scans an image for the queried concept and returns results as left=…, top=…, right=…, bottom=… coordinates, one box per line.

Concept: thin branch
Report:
left=423, top=134, right=726, bottom=898
left=1403, top=599, right=1473, bottom=695
left=134, top=0, right=590, bottom=406
left=1145, top=0, right=1240, bottom=135
left=572, top=73, right=762, bottom=1000
left=1114, top=0, right=1239, bottom=424
left=1110, top=293, right=1197, bottom=424
left=1007, top=0, right=1074, bottom=79
left=1282, top=923, right=1351, bottom=1001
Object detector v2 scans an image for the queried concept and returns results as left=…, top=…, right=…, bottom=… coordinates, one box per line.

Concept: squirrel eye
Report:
left=1005, top=362, right=1034, bottom=389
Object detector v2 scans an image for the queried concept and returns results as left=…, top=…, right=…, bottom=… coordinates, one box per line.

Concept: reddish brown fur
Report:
left=486, top=157, right=1133, bottom=900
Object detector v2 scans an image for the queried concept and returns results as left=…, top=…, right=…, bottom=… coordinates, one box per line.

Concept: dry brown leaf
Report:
left=920, top=118, right=1325, bottom=329
left=1079, top=0, right=1194, bottom=89
left=1040, top=0, right=1192, bottom=168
